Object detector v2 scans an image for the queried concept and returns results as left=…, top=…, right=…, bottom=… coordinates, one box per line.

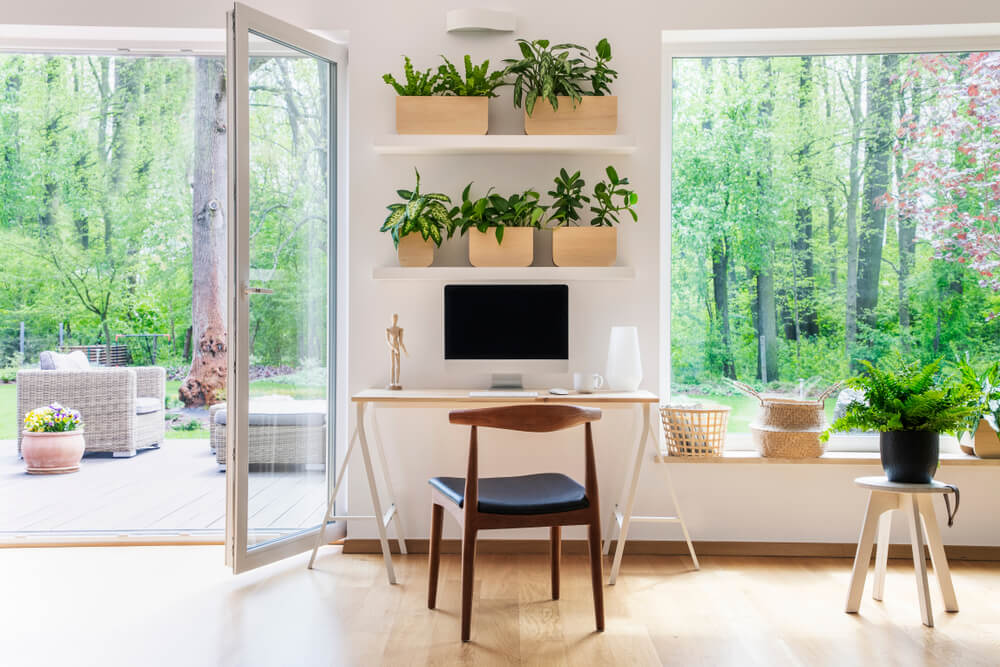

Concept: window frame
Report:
left=659, top=24, right=1000, bottom=452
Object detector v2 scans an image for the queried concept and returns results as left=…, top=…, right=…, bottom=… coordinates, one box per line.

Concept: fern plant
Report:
left=383, top=57, right=439, bottom=96
left=456, top=184, right=547, bottom=245
left=435, top=56, right=507, bottom=97
left=821, top=358, right=977, bottom=441
left=381, top=169, right=457, bottom=248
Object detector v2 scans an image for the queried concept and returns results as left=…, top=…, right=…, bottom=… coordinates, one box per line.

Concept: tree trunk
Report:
left=856, top=54, right=897, bottom=336
left=794, top=57, right=818, bottom=338
left=180, top=58, right=228, bottom=407
left=711, top=234, right=736, bottom=378
left=895, top=81, right=919, bottom=354
left=844, top=55, right=863, bottom=356
left=757, top=271, right=778, bottom=383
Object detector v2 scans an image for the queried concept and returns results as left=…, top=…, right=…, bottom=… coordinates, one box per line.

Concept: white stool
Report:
left=845, top=476, right=959, bottom=627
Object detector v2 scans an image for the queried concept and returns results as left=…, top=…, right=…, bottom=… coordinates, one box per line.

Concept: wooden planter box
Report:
left=974, top=418, right=1000, bottom=458
left=468, top=228, right=533, bottom=267
left=524, top=96, right=617, bottom=135
left=395, top=97, right=488, bottom=135
left=396, top=234, right=434, bottom=267
left=552, top=226, right=617, bottom=266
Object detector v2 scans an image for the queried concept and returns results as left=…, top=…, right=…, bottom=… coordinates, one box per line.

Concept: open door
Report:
left=225, top=3, right=347, bottom=573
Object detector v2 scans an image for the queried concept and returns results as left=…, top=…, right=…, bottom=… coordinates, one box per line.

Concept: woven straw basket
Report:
left=660, top=404, right=731, bottom=457
left=729, top=380, right=840, bottom=459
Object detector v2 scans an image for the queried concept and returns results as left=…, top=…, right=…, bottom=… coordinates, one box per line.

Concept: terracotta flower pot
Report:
left=21, top=430, right=86, bottom=475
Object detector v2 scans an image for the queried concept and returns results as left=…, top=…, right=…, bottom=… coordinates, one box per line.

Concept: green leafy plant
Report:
left=381, top=169, right=457, bottom=248
left=457, top=184, right=547, bottom=244
left=435, top=55, right=507, bottom=97
left=955, top=355, right=1000, bottom=439
left=582, top=38, right=617, bottom=96
left=504, top=39, right=589, bottom=115
left=383, top=56, right=439, bottom=96
left=821, top=358, right=977, bottom=441
left=589, top=166, right=638, bottom=226
left=547, top=169, right=590, bottom=226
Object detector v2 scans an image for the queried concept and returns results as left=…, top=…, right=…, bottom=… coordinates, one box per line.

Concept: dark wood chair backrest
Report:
left=449, top=404, right=601, bottom=433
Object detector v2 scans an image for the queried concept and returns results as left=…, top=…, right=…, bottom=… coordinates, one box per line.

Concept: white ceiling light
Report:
left=445, top=9, right=515, bottom=33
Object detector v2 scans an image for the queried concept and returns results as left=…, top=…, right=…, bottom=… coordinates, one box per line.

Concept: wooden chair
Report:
left=427, top=404, right=605, bottom=642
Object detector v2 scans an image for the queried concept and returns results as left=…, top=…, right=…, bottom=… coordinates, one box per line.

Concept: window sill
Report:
left=661, top=451, right=1000, bottom=465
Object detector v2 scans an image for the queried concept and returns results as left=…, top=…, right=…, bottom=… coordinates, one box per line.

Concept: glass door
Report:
left=226, top=3, right=346, bottom=573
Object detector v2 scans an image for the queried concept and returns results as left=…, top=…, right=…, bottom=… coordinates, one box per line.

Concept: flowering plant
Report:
left=23, top=403, right=83, bottom=433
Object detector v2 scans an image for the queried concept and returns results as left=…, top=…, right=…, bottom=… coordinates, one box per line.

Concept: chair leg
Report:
left=550, top=526, right=561, bottom=600
left=587, top=520, right=605, bottom=632
left=460, top=525, right=478, bottom=642
left=428, top=503, right=444, bottom=609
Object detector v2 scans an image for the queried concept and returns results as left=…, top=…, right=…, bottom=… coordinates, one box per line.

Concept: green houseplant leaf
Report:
left=380, top=168, right=458, bottom=249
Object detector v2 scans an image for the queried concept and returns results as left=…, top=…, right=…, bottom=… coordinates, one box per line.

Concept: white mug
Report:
left=573, top=372, right=605, bottom=394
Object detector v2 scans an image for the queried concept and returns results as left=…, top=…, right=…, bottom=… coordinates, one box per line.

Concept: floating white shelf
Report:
left=372, top=266, right=635, bottom=281
left=373, top=134, right=637, bottom=156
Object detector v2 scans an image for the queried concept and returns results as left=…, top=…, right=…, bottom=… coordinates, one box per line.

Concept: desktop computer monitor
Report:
left=444, top=284, right=569, bottom=362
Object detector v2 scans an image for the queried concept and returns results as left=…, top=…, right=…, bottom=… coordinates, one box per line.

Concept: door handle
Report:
left=244, top=286, right=274, bottom=295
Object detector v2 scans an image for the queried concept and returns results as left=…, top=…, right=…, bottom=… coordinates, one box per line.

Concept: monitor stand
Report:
left=489, top=373, right=524, bottom=390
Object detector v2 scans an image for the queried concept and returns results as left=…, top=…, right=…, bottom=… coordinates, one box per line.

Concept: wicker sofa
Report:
left=16, top=366, right=166, bottom=458
left=210, top=399, right=326, bottom=470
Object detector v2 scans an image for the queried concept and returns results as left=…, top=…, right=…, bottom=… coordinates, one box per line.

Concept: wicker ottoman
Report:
left=212, top=398, right=326, bottom=471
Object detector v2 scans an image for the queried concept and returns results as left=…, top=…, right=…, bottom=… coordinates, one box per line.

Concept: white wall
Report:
left=6, top=0, right=999, bottom=547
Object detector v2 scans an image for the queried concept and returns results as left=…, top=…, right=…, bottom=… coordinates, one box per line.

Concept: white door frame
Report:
left=226, top=2, right=349, bottom=574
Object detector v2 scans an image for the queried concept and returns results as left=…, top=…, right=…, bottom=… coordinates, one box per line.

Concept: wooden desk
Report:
left=310, top=389, right=697, bottom=585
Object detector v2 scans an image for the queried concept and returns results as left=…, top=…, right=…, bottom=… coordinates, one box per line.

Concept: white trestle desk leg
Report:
left=370, top=405, right=407, bottom=555
left=603, top=407, right=640, bottom=558
left=904, top=493, right=933, bottom=627
left=608, top=403, right=652, bottom=585
left=307, top=421, right=359, bottom=569
left=357, top=402, right=397, bottom=584
left=661, top=463, right=699, bottom=570
left=873, top=510, right=892, bottom=601
left=917, top=494, right=958, bottom=613
left=846, top=491, right=897, bottom=613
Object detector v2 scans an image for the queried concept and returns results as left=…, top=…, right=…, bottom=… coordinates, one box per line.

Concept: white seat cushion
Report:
left=135, top=397, right=162, bottom=415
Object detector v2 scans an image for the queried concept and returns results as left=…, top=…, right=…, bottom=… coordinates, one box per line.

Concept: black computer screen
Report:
left=444, top=284, right=569, bottom=360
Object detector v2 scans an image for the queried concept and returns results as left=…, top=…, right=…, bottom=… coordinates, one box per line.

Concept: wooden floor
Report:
left=2, top=546, right=999, bottom=666
left=0, top=439, right=326, bottom=538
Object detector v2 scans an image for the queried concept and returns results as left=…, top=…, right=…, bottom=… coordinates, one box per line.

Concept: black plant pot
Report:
left=880, top=431, right=939, bottom=483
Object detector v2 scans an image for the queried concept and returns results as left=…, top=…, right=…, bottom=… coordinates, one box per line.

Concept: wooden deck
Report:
left=0, top=439, right=327, bottom=539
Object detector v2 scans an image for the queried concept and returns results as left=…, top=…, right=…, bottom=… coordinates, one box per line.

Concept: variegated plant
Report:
left=381, top=169, right=458, bottom=248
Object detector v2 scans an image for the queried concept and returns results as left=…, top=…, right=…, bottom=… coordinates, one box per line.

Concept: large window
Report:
left=669, top=43, right=1000, bottom=444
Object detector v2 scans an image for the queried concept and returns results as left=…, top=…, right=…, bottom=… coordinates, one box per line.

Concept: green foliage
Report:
left=955, top=355, right=1000, bottom=439
left=589, top=166, right=637, bottom=227
left=456, top=184, right=547, bottom=245
left=380, top=169, right=457, bottom=248
left=582, top=38, right=617, bottom=96
left=382, top=56, right=439, bottom=96
left=435, top=56, right=507, bottom=97
left=822, top=358, right=977, bottom=440
left=504, top=39, right=589, bottom=116
left=547, top=168, right=590, bottom=226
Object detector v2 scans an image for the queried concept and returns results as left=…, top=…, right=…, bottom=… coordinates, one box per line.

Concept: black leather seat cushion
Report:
left=429, top=473, right=588, bottom=515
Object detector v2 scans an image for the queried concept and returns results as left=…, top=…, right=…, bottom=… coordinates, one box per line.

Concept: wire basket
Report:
left=660, top=405, right=730, bottom=458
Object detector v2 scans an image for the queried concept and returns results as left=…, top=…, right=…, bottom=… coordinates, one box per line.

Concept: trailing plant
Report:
left=457, top=184, right=547, bottom=244
left=581, top=38, right=617, bottom=96
left=381, top=169, right=457, bottom=248
left=589, top=166, right=638, bottom=227
left=382, top=57, right=439, bottom=96
left=435, top=55, right=507, bottom=97
left=503, top=39, right=589, bottom=115
left=821, top=358, right=977, bottom=441
left=955, top=355, right=1000, bottom=439
left=547, top=168, right=590, bottom=226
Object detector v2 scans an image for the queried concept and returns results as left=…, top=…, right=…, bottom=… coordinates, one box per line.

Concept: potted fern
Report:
left=456, top=184, right=546, bottom=267
left=384, top=55, right=506, bottom=134
left=823, top=359, right=976, bottom=483
left=381, top=169, right=457, bottom=267
left=504, top=38, right=618, bottom=135
left=549, top=165, right=637, bottom=266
